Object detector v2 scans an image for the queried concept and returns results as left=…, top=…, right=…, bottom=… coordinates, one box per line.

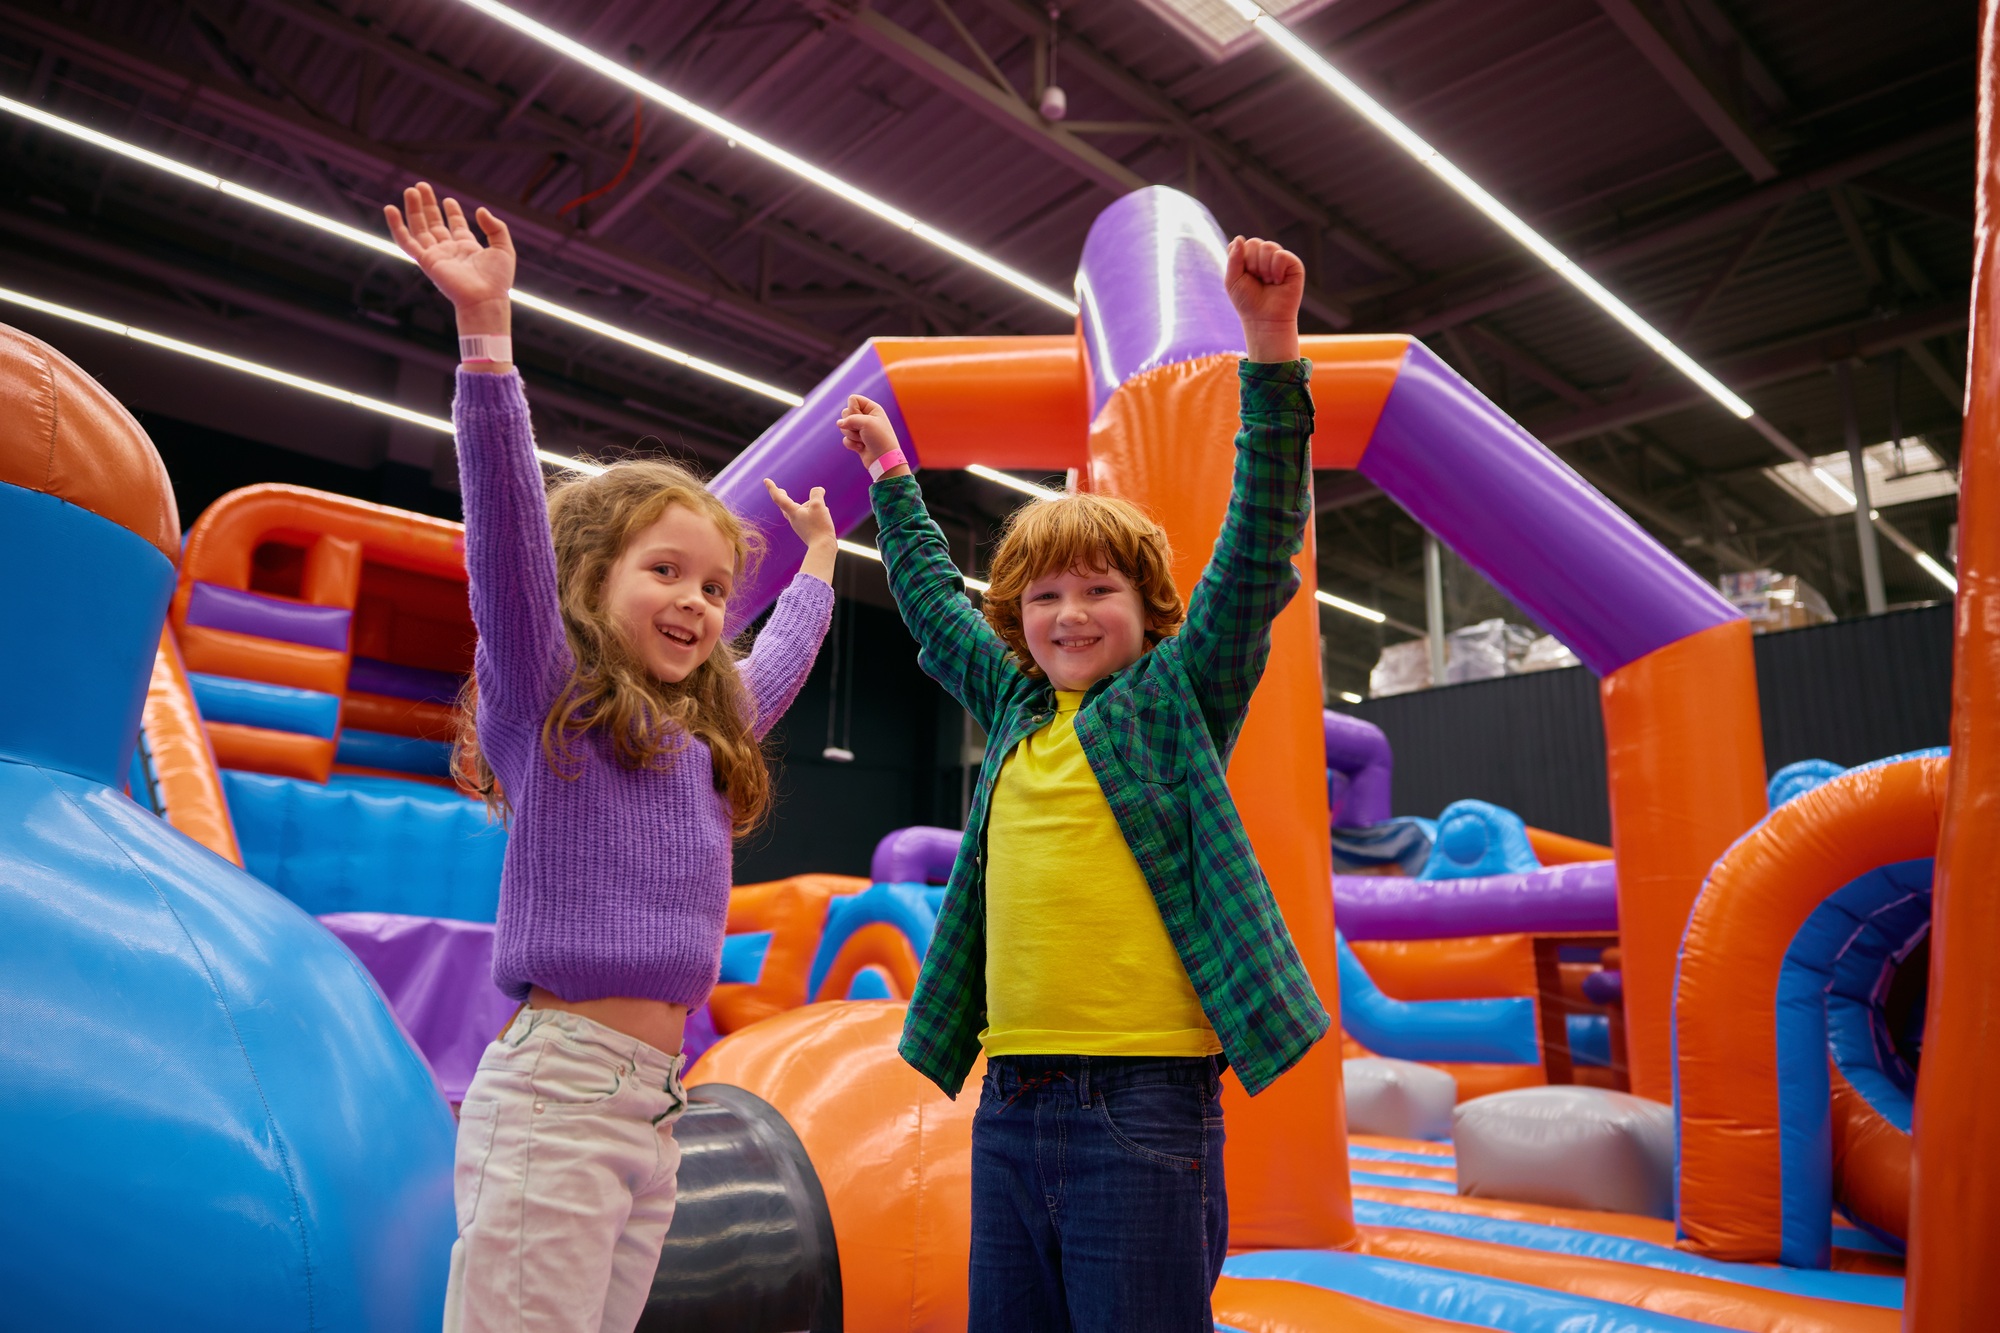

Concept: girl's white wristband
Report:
left=459, top=334, right=513, bottom=365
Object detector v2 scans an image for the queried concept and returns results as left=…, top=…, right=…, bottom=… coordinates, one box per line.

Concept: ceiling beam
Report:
left=1379, top=117, right=1968, bottom=336
left=586, top=25, right=830, bottom=236
left=0, top=0, right=852, bottom=361
left=1595, top=0, right=1778, bottom=181
left=214, top=0, right=1018, bottom=336
left=804, top=2, right=1146, bottom=193
left=802, top=1, right=1358, bottom=328
left=0, top=204, right=743, bottom=456
left=969, top=0, right=1413, bottom=282
left=1529, top=299, right=1969, bottom=444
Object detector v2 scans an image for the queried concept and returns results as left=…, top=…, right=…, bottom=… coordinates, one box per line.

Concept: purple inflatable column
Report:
left=708, top=341, right=916, bottom=632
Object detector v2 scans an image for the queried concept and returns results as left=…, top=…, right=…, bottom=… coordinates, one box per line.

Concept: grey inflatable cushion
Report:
left=1343, top=1058, right=1457, bottom=1141
left=1453, top=1085, right=1675, bottom=1218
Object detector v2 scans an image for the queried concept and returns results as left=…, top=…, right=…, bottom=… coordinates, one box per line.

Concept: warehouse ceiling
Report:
left=0, top=0, right=1975, bottom=696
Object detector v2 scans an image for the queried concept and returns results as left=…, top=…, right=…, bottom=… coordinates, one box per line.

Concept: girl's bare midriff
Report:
left=527, top=987, right=688, bottom=1059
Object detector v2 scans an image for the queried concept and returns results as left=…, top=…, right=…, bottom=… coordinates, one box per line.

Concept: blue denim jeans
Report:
left=969, top=1053, right=1228, bottom=1333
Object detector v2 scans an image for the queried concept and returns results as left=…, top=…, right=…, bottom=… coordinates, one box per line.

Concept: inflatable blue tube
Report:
left=1350, top=1169, right=1456, bottom=1194
left=335, top=728, right=454, bottom=777
left=805, top=882, right=941, bottom=998
left=1772, top=856, right=1932, bottom=1266
left=1349, top=1144, right=1456, bottom=1167
left=1336, top=931, right=1539, bottom=1064
left=1418, top=799, right=1541, bottom=880
left=1222, top=1249, right=1721, bottom=1332
left=1353, top=1198, right=1904, bottom=1309
left=1825, top=878, right=1928, bottom=1133
left=719, top=930, right=774, bottom=986
left=223, top=771, right=505, bottom=920
left=188, top=672, right=342, bottom=739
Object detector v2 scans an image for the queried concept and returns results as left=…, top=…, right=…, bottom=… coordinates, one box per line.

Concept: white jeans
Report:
left=442, top=1008, right=688, bottom=1333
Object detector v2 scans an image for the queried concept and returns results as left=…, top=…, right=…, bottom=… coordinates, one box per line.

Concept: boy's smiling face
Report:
left=1020, top=564, right=1149, bottom=692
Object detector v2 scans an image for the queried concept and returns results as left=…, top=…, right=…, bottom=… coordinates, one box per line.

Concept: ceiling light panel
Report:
left=1766, top=440, right=1958, bottom=517
left=1140, top=0, right=1339, bottom=62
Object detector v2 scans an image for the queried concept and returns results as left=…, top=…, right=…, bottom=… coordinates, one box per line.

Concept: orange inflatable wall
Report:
left=1907, top=2, right=2000, bottom=1319
left=1675, top=756, right=1944, bottom=1263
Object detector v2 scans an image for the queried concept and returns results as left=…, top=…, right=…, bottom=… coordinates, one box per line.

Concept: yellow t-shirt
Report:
left=980, top=690, right=1221, bottom=1057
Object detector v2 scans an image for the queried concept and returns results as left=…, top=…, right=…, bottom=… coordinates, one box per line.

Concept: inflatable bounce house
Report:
left=6, top=42, right=2000, bottom=1329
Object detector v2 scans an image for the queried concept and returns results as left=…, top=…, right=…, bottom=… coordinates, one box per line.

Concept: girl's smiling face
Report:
left=1020, top=564, right=1149, bottom=692
left=600, top=502, right=736, bottom=683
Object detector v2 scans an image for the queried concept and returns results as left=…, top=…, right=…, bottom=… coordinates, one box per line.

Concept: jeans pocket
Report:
left=1094, top=1080, right=1205, bottom=1170
left=453, top=1100, right=500, bottom=1232
left=528, top=1037, right=625, bottom=1111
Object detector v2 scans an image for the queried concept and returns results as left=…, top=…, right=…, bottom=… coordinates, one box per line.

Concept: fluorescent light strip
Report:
left=1222, top=2, right=1755, bottom=421
left=1339, top=690, right=1364, bottom=704
left=837, top=537, right=989, bottom=592
left=1914, top=552, right=1959, bottom=594
left=0, top=95, right=802, bottom=407
left=0, top=282, right=605, bottom=474
left=454, top=0, right=1078, bottom=317
left=0, top=282, right=1038, bottom=594
left=966, top=463, right=1064, bottom=501
left=1803, top=464, right=1957, bottom=594
left=1315, top=588, right=1387, bottom=622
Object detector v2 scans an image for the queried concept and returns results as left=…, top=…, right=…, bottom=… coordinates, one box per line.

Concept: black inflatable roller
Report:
left=639, top=1083, right=841, bottom=1332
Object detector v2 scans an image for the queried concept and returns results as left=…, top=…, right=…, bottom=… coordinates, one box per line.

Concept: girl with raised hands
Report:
left=384, top=182, right=835, bottom=1333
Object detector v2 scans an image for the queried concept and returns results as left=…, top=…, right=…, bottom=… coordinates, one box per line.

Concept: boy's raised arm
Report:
left=1177, top=238, right=1314, bottom=740
left=841, top=396, right=1020, bottom=726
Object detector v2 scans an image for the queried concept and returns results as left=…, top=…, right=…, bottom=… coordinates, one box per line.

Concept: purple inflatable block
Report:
left=1076, top=186, right=1244, bottom=418
left=871, top=824, right=963, bottom=886
left=319, top=912, right=515, bottom=1103
left=323, top=911, right=726, bottom=1098
left=1325, top=710, right=1393, bottom=829
left=348, top=656, right=463, bottom=704
left=186, top=580, right=352, bottom=651
left=709, top=340, right=915, bottom=633
left=1334, top=860, right=1620, bottom=941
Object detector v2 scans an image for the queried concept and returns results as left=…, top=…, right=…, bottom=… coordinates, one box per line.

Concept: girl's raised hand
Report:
left=384, top=182, right=515, bottom=325
left=837, top=394, right=902, bottom=466
left=763, top=479, right=836, bottom=550
left=766, top=479, right=838, bottom=585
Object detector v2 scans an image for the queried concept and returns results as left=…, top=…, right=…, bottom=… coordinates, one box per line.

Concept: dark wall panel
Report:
left=1351, top=664, right=1611, bottom=842
left=1753, top=607, right=1954, bottom=771
left=1345, top=605, right=1955, bottom=844
left=736, top=598, right=963, bottom=884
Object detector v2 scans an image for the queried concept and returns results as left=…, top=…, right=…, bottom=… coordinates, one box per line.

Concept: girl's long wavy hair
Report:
left=455, top=459, right=772, bottom=838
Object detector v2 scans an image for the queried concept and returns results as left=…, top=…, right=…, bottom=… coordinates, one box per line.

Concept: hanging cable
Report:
left=559, top=46, right=648, bottom=218
left=558, top=95, right=644, bottom=217
left=822, top=563, right=855, bottom=763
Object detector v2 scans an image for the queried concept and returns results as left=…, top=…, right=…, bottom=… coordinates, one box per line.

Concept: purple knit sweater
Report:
left=454, top=370, right=832, bottom=1006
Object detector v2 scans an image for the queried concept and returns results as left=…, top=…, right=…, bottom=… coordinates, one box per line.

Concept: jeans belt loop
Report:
left=1078, top=1057, right=1091, bottom=1109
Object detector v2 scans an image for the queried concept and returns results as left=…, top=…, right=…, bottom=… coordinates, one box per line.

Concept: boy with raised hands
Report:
left=841, top=236, right=1328, bottom=1332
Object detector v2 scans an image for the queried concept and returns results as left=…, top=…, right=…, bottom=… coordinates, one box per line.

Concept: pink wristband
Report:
left=867, top=447, right=908, bottom=483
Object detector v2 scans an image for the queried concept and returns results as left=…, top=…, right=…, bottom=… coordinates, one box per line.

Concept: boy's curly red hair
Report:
left=981, top=492, right=1185, bottom=679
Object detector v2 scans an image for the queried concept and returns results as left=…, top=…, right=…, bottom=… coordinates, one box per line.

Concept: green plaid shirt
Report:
left=873, top=358, right=1331, bottom=1098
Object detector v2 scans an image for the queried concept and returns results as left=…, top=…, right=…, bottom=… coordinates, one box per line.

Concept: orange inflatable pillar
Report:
left=1905, top=2, right=2000, bottom=1322
left=1088, top=352, right=1353, bottom=1250
left=1600, top=619, right=1768, bottom=1101
left=140, top=628, right=243, bottom=865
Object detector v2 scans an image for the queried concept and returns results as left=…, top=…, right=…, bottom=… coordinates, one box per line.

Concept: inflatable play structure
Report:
left=7, top=65, right=2000, bottom=1324
left=0, top=325, right=456, bottom=1327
